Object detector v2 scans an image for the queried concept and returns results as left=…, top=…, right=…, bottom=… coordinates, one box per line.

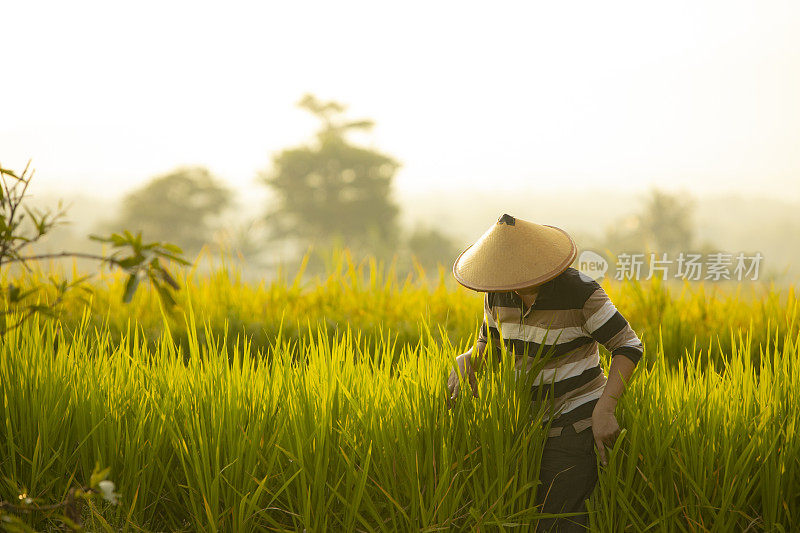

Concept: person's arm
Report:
left=468, top=326, right=490, bottom=374
left=581, top=283, right=644, bottom=464
left=453, top=341, right=485, bottom=385
left=448, top=344, right=481, bottom=407
left=595, top=355, right=636, bottom=414
left=448, top=295, right=493, bottom=405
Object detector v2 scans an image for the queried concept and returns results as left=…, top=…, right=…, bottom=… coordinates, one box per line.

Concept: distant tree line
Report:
left=100, top=93, right=459, bottom=278
left=98, top=93, right=712, bottom=282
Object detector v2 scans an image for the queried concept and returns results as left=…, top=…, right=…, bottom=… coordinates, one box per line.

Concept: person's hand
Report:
left=446, top=366, right=460, bottom=409
left=591, top=407, right=621, bottom=466
left=446, top=353, right=478, bottom=409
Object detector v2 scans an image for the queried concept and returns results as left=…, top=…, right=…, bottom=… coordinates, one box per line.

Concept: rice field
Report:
left=1, top=249, right=798, bottom=532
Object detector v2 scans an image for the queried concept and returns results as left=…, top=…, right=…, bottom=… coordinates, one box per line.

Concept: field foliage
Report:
left=0, top=249, right=798, bottom=531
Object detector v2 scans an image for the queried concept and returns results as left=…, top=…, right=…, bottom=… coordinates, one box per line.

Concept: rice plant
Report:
left=0, top=248, right=797, bottom=531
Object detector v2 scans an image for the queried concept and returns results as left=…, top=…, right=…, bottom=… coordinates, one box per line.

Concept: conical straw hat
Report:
left=452, top=214, right=577, bottom=292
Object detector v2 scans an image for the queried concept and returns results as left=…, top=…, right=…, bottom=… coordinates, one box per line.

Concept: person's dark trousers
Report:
left=535, top=423, right=599, bottom=532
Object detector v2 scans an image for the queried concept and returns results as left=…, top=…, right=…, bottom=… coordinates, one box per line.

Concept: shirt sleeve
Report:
left=477, top=292, right=489, bottom=346
left=476, top=293, right=500, bottom=361
left=581, top=284, right=644, bottom=365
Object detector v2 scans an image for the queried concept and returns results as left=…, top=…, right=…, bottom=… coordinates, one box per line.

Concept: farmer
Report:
left=447, top=213, right=643, bottom=532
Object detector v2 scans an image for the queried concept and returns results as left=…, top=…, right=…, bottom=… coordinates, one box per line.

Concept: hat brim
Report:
left=452, top=224, right=577, bottom=292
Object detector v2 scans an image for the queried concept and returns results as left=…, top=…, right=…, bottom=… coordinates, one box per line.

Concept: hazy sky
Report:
left=2, top=1, right=800, bottom=203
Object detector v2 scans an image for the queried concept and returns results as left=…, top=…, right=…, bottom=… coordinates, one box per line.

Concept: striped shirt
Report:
left=476, top=267, right=644, bottom=430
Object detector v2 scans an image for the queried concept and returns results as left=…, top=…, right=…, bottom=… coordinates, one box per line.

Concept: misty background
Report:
left=2, top=1, right=799, bottom=285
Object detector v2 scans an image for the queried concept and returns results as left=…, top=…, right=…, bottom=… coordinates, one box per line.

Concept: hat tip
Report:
left=497, top=213, right=516, bottom=226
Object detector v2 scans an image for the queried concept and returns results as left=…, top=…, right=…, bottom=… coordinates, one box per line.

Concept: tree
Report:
left=259, top=94, right=402, bottom=265
left=406, top=225, right=461, bottom=276
left=603, top=188, right=696, bottom=255
left=106, top=166, right=233, bottom=258
left=0, top=160, right=188, bottom=336
left=638, top=189, right=695, bottom=253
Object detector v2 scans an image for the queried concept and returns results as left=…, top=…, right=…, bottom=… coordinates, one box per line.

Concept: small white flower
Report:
left=97, top=480, right=120, bottom=505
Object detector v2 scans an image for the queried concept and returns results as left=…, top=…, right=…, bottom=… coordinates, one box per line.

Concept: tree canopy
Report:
left=259, top=94, right=401, bottom=261
left=603, top=188, right=697, bottom=255
left=108, top=166, right=233, bottom=258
